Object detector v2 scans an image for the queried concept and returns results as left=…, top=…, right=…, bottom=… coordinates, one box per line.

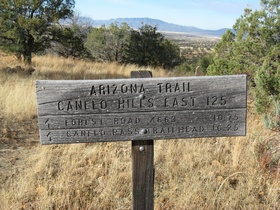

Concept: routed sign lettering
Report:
left=36, top=75, right=247, bottom=144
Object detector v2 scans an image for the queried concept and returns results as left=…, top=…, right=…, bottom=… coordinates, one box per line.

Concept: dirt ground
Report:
left=0, top=117, right=39, bottom=190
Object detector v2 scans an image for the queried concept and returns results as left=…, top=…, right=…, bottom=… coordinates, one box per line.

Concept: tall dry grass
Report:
left=0, top=54, right=279, bottom=209
left=0, top=54, right=174, bottom=121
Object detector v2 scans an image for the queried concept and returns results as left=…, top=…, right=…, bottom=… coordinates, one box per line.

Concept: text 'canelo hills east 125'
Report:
left=58, top=81, right=194, bottom=111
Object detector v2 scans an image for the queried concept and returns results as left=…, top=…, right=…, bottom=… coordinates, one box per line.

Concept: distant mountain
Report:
left=80, top=17, right=230, bottom=37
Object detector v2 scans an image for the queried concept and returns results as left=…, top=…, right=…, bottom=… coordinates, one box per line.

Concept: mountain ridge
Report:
left=81, top=17, right=230, bottom=37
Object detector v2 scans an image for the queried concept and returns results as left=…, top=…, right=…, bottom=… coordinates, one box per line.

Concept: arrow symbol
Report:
left=46, top=132, right=52, bottom=141
left=45, top=119, right=50, bottom=129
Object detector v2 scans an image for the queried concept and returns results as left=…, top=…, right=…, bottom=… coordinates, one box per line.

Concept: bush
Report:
left=254, top=45, right=280, bottom=131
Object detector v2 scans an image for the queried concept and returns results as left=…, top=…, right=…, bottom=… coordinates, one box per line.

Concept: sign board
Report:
left=36, top=75, right=247, bottom=144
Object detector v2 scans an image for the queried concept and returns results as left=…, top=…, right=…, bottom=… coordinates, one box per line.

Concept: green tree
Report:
left=0, top=0, right=75, bottom=64
left=160, top=39, right=181, bottom=69
left=196, top=53, right=214, bottom=75
left=52, top=12, right=91, bottom=59
left=208, top=0, right=279, bottom=131
left=51, top=26, right=91, bottom=59
left=85, top=23, right=131, bottom=62
left=109, top=23, right=131, bottom=62
left=124, top=24, right=164, bottom=67
left=254, top=44, right=280, bottom=131
left=85, top=25, right=108, bottom=62
left=207, top=0, right=279, bottom=79
left=124, top=24, right=181, bottom=69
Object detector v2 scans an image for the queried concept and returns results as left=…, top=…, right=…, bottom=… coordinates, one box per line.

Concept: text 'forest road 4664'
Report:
left=36, top=75, right=247, bottom=144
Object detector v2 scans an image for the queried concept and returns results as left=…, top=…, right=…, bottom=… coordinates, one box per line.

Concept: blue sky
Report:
left=75, top=0, right=261, bottom=30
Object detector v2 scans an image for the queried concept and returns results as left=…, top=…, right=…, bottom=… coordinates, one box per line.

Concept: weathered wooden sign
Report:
left=36, top=75, right=247, bottom=144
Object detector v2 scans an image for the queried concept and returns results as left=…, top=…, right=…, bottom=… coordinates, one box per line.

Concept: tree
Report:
left=123, top=24, right=181, bottom=69
left=85, top=23, right=131, bottom=62
left=207, top=30, right=239, bottom=75
left=254, top=44, right=280, bottom=131
left=124, top=24, right=163, bottom=67
left=196, top=53, right=214, bottom=75
left=207, top=0, right=279, bottom=79
left=0, top=0, right=75, bottom=64
left=51, top=26, right=91, bottom=59
left=52, top=12, right=92, bottom=59
left=207, top=0, right=279, bottom=131
left=160, top=39, right=181, bottom=69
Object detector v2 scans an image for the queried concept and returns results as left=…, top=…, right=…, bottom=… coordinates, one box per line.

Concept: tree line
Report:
left=85, top=23, right=181, bottom=69
left=0, top=0, right=180, bottom=69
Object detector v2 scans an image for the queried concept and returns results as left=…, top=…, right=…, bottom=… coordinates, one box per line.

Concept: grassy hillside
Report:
left=0, top=54, right=279, bottom=209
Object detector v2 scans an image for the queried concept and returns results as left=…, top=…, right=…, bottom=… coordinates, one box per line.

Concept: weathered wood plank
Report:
left=36, top=75, right=247, bottom=116
left=38, top=109, right=246, bottom=144
left=36, top=75, right=247, bottom=144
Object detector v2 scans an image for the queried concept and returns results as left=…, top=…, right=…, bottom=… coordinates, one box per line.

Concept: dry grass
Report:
left=0, top=54, right=174, bottom=120
left=0, top=54, right=279, bottom=209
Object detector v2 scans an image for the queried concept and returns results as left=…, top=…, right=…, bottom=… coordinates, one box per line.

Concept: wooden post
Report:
left=131, top=71, right=154, bottom=210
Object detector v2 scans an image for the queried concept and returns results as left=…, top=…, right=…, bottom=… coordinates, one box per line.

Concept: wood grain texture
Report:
left=38, top=109, right=246, bottom=144
left=132, top=139, right=154, bottom=210
left=131, top=70, right=154, bottom=210
left=36, top=75, right=247, bottom=144
left=36, top=75, right=246, bottom=115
